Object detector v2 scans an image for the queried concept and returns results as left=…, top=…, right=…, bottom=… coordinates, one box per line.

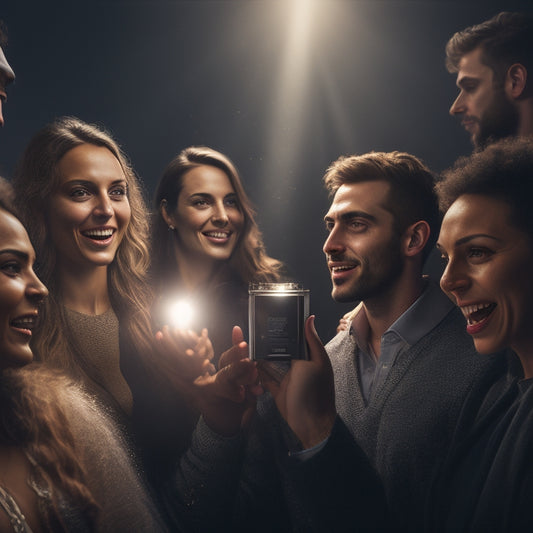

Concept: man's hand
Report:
left=260, top=316, right=336, bottom=449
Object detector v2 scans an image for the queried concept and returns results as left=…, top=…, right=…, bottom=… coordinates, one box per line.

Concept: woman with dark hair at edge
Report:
left=152, top=146, right=283, bottom=366
left=11, top=117, right=260, bottom=531
left=430, top=136, right=533, bottom=532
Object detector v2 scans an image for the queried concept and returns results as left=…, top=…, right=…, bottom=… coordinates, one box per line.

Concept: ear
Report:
left=505, top=63, right=527, bottom=99
left=402, top=221, right=430, bottom=258
left=160, top=199, right=176, bottom=229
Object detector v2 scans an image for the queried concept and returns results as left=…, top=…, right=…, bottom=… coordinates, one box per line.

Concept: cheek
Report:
left=232, top=211, right=245, bottom=232
left=117, top=203, right=132, bottom=229
left=178, top=210, right=208, bottom=231
left=0, top=283, right=22, bottom=320
left=48, top=202, right=86, bottom=233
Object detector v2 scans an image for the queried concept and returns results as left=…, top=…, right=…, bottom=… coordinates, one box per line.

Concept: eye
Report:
left=192, top=198, right=210, bottom=208
left=462, top=82, right=479, bottom=94
left=70, top=187, right=90, bottom=199
left=349, top=219, right=368, bottom=232
left=1, top=260, right=22, bottom=276
left=109, top=185, right=127, bottom=199
left=324, top=221, right=334, bottom=233
left=467, top=247, right=493, bottom=262
left=224, top=197, right=239, bottom=208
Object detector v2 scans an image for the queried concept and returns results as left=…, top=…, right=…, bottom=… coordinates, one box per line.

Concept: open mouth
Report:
left=203, top=231, right=231, bottom=243
left=10, top=315, right=38, bottom=336
left=461, top=302, right=496, bottom=334
left=329, top=263, right=359, bottom=284
left=81, top=228, right=115, bottom=241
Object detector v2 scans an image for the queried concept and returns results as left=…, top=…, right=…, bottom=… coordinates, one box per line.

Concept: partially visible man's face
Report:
left=323, top=180, right=405, bottom=304
left=0, top=46, right=15, bottom=127
left=449, top=47, right=518, bottom=149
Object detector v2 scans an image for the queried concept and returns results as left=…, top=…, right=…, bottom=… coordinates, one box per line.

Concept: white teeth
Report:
left=205, top=232, right=229, bottom=239
left=11, top=317, right=36, bottom=328
left=460, top=303, right=493, bottom=325
left=332, top=266, right=353, bottom=272
left=83, top=229, right=113, bottom=238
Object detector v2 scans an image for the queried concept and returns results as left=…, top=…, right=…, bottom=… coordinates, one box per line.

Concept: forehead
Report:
left=456, top=47, right=494, bottom=83
left=56, top=144, right=125, bottom=185
left=326, top=180, right=392, bottom=218
left=180, top=165, right=235, bottom=195
left=0, top=209, right=33, bottom=254
left=440, top=194, right=516, bottom=243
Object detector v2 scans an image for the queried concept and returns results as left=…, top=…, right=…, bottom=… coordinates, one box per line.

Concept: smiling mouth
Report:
left=10, top=315, right=38, bottom=335
left=461, top=302, right=497, bottom=326
left=81, top=228, right=115, bottom=240
left=203, top=231, right=231, bottom=241
left=331, top=265, right=355, bottom=273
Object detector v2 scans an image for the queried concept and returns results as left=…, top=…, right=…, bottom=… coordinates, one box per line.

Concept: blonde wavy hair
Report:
left=12, top=116, right=153, bottom=376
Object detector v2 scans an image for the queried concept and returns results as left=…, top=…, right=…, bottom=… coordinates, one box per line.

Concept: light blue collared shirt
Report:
left=351, top=279, right=455, bottom=403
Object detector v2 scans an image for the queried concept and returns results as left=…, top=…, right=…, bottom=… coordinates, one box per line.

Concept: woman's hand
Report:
left=154, top=325, right=261, bottom=436
left=154, top=326, right=216, bottom=380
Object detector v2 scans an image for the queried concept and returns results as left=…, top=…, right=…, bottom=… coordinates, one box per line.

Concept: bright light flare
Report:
left=167, top=299, right=195, bottom=329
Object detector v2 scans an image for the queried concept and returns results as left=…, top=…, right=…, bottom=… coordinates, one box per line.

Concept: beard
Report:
left=474, top=89, right=520, bottom=150
left=331, top=238, right=405, bottom=303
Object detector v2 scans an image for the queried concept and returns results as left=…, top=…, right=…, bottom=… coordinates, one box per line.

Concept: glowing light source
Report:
left=167, top=299, right=195, bottom=329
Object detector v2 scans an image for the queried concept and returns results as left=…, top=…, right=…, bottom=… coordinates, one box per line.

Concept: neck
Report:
left=173, top=247, right=220, bottom=292
left=517, top=99, right=533, bottom=137
left=59, top=264, right=111, bottom=315
left=512, top=338, right=533, bottom=380
left=362, top=273, right=425, bottom=357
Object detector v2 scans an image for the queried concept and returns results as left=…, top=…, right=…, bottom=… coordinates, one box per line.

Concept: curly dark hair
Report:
left=437, top=137, right=533, bottom=241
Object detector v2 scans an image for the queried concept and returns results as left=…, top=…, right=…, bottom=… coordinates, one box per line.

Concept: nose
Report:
left=440, top=259, right=469, bottom=297
left=26, top=270, right=48, bottom=303
left=93, top=193, right=113, bottom=219
left=449, top=91, right=465, bottom=116
left=323, top=225, right=345, bottom=256
left=212, top=203, right=229, bottom=227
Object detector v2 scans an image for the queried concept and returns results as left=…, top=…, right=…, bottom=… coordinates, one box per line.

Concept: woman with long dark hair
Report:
left=152, top=146, right=282, bottom=362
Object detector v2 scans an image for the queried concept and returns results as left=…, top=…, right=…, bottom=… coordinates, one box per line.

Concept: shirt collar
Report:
left=350, top=278, right=455, bottom=348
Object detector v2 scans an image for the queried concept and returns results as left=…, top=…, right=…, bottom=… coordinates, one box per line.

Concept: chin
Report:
left=473, top=338, right=504, bottom=356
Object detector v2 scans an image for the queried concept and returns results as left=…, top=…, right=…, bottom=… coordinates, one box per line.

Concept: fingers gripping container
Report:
left=248, top=282, right=309, bottom=361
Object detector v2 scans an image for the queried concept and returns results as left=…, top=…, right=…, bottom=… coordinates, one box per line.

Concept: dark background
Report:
left=1, top=0, right=531, bottom=340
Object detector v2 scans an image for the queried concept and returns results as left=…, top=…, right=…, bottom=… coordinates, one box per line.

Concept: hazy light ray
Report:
left=262, top=0, right=321, bottom=194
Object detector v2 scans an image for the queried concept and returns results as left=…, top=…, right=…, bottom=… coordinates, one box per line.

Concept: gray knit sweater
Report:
left=327, top=297, right=505, bottom=532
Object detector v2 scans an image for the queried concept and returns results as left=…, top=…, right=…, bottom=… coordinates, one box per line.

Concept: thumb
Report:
left=305, top=315, right=327, bottom=364
left=232, top=325, right=245, bottom=346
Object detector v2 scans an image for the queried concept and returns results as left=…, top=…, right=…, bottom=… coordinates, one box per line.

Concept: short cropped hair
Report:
left=437, top=137, right=533, bottom=241
left=323, top=151, right=440, bottom=260
left=446, top=12, right=533, bottom=87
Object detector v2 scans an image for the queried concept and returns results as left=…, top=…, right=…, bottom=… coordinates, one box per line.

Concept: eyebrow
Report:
left=189, top=192, right=237, bottom=199
left=0, top=249, right=30, bottom=261
left=62, top=178, right=127, bottom=187
left=456, top=75, right=480, bottom=88
left=437, top=233, right=503, bottom=249
left=324, top=210, right=377, bottom=223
